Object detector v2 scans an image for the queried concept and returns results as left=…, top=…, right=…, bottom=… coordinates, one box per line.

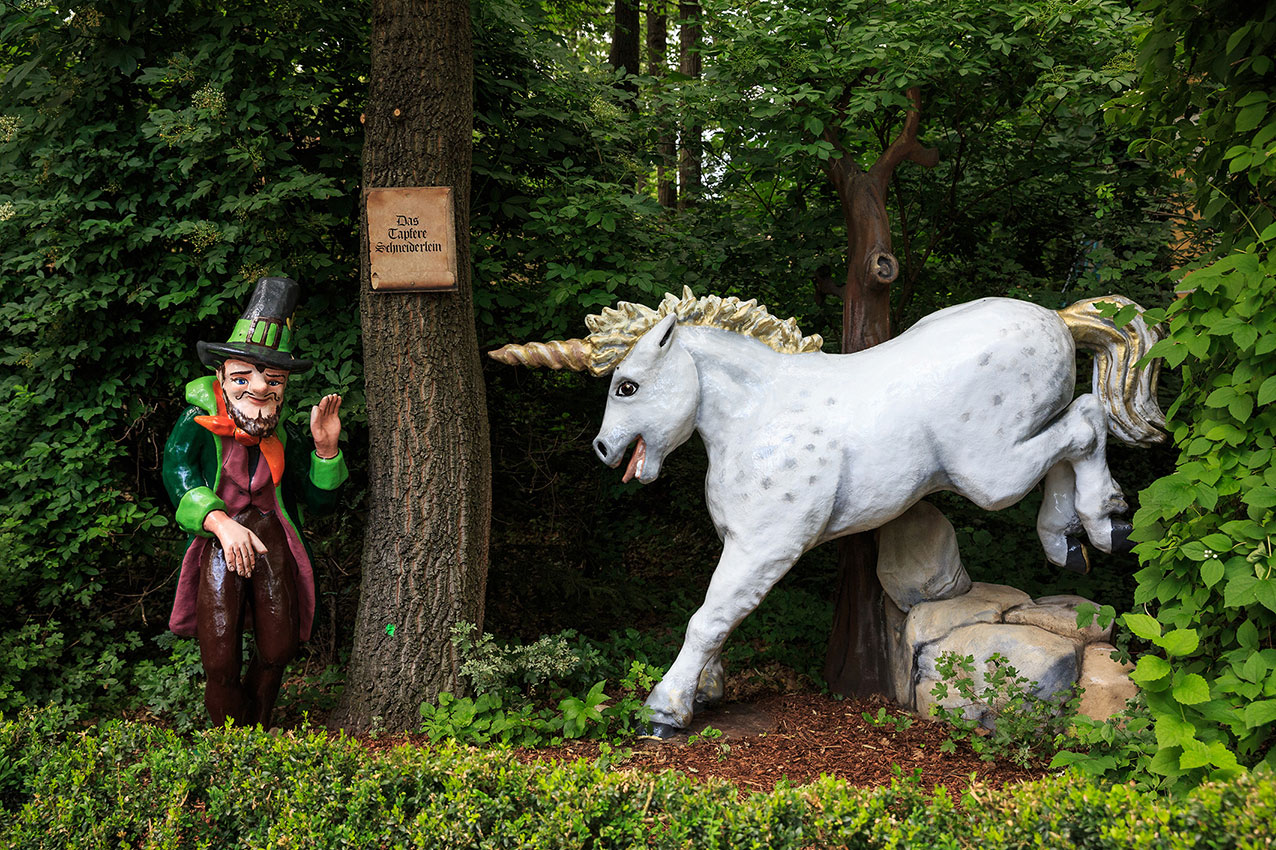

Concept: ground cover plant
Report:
left=2, top=712, right=1273, bottom=848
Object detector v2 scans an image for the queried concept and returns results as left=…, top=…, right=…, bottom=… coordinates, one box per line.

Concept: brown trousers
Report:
left=197, top=508, right=299, bottom=728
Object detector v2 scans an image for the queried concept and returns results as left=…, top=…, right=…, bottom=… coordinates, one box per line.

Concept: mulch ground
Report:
left=359, top=691, right=1047, bottom=797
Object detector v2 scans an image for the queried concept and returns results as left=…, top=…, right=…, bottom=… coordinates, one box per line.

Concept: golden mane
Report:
left=583, top=286, right=824, bottom=375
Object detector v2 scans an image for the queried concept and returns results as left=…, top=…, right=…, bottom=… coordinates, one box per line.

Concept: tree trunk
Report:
left=609, top=0, right=640, bottom=87
left=820, top=89, right=938, bottom=700
left=329, top=0, right=492, bottom=734
left=677, top=1, right=702, bottom=207
left=648, top=0, right=676, bottom=209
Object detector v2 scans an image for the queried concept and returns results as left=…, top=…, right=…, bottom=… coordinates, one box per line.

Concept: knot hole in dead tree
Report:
left=869, top=252, right=899, bottom=286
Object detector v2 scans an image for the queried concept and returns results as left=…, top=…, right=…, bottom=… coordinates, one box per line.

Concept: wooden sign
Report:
left=366, top=186, right=458, bottom=292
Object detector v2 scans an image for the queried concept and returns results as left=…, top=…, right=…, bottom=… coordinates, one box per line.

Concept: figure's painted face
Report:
left=218, top=358, right=289, bottom=437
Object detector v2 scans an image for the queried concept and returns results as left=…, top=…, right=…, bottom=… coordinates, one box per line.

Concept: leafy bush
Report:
left=929, top=651, right=1081, bottom=768
left=1117, top=245, right=1276, bottom=788
left=130, top=632, right=205, bottom=732
left=2, top=712, right=1274, bottom=848
left=418, top=624, right=661, bottom=745
left=0, top=0, right=367, bottom=714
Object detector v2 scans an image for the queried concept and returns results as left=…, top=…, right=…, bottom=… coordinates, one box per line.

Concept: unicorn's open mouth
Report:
left=621, top=436, right=647, bottom=483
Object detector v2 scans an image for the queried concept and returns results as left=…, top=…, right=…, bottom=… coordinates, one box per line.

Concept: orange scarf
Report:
left=194, top=382, right=285, bottom=485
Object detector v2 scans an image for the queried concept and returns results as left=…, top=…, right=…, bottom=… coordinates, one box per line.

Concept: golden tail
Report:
left=1057, top=296, right=1166, bottom=446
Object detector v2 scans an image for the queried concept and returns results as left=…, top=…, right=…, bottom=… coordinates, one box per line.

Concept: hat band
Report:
left=228, top=317, right=293, bottom=352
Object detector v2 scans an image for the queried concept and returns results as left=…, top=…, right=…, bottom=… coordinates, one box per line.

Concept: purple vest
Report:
left=168, top=434, right=317, bottom=642
left=220, top=439, right=284, bottom=517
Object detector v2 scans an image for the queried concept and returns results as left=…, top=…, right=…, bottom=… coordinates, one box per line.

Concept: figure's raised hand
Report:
left=310, top=393, right=343, bottom=459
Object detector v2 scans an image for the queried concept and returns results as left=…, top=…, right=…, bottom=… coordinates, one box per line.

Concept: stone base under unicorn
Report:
left=492, top=288, right=1163, bottom=736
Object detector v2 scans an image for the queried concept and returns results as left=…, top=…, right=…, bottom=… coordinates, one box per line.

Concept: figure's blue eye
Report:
left=616, top=380, right=639, bottom=397
left=232, top=377, right=248, bottom=385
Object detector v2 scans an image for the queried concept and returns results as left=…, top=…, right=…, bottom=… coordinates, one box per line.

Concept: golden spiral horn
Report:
left=487, top=339, right=594, bottom=372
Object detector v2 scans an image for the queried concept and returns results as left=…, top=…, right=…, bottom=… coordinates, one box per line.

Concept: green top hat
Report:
left=197, top=277, right=313, bottom=372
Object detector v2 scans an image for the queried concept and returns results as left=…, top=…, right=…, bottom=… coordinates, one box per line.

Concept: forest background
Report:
left=1, top=0, right=1273, bottom=791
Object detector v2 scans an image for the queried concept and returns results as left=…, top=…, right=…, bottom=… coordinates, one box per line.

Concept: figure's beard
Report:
left=226, top=395, right=280, bottom=438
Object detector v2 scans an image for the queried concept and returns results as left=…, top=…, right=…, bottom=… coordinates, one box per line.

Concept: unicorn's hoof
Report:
left=1110, top=519, right=1134, bottom=554
left=639, top=722, right=683, bottom=741
left=1063, top=536, right=1091, bottom=574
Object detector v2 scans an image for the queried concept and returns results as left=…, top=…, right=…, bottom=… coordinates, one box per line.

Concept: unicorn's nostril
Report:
left=596, top=441, right=607, bottom=458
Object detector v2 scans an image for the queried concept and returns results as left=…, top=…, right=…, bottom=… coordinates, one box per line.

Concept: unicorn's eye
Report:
left=616, top=380, right=639, bottom=397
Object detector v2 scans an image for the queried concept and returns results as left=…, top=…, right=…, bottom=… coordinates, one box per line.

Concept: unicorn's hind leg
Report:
left=1069, top=423, right=1131, bottom=554
left=1037, top=462, right=1092, bottom=572
left=951, top=394, right=1128, bottom=553
left=644, top=538, right=797, bottom=735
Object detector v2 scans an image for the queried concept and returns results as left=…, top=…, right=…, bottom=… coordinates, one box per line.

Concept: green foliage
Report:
left=1115, top=246, right=1276, bottom=789
left=1096, top=0, right=1276, bottom=793
left=0, top=0, right=366, bottom=713
left=1052, top=695, right=1159, bottom=790
left=3, top=712, right=1275, bottom=847
left=862, top=705, right=914, bottom=733
left=130, top=632, right=205, bottom=732
left=1111, top=1, right=1276, bottom=248
left=929, top=651, right=1081, bottom=768
left=681, top=0, right=1178, bottom=324
left=418, top=624, right=660, bottom=745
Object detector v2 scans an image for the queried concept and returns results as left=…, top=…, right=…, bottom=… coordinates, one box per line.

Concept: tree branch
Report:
left=869, top=87, right=939, bottom=192
left=813, top=265, right=845, bottom=304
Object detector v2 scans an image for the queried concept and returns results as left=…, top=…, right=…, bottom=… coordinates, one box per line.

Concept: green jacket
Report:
left=162, top=376, right=347, bottom=639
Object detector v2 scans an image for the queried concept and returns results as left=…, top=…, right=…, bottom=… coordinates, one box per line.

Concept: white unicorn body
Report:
left=492, top=289, right=1164, bottom=735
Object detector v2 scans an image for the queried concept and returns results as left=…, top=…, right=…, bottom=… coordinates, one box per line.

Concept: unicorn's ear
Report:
left=621, top=312, right=680, bottom=372
left=653, top=313, right=678, bottom=350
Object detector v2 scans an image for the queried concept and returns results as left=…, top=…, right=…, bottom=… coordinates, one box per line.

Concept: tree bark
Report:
left=648, top=0, right=677, bottom=209
left=609, top=0, right=640, bottom=89
left=329, top=0, right=492, bottom=734
left=677, top=1, right=702, bottom=207
left=821, top=88, right=938, bottom=700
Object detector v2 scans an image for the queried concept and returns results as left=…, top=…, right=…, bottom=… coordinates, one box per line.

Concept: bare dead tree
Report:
left=819, top=87, right=939, bottom=700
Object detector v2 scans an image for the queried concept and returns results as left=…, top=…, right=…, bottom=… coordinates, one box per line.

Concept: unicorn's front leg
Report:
left=644, top=538, right=798, bottom=736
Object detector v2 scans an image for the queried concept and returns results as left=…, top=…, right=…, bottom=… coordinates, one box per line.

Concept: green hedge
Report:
left=1, top=711, right=1271, bottom=849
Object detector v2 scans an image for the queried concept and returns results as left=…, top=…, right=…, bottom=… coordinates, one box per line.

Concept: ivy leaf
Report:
left=1201, top=559, right=1225, bottom=588
left=1255, top=579, right=1276, bottom=614
left=1132, top=654, right=1171, bottom=684
left=1172, top=673, right=1211, bottom=704
left=1156, top=629, right=1200, bottom=656
left=1123, top=612, right=1163, bottom=640
left=1243, top=700, right=1276, bottom=728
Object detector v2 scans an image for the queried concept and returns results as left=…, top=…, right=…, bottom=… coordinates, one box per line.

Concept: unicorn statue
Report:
left=491, top=288, right=1164, bottom=737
